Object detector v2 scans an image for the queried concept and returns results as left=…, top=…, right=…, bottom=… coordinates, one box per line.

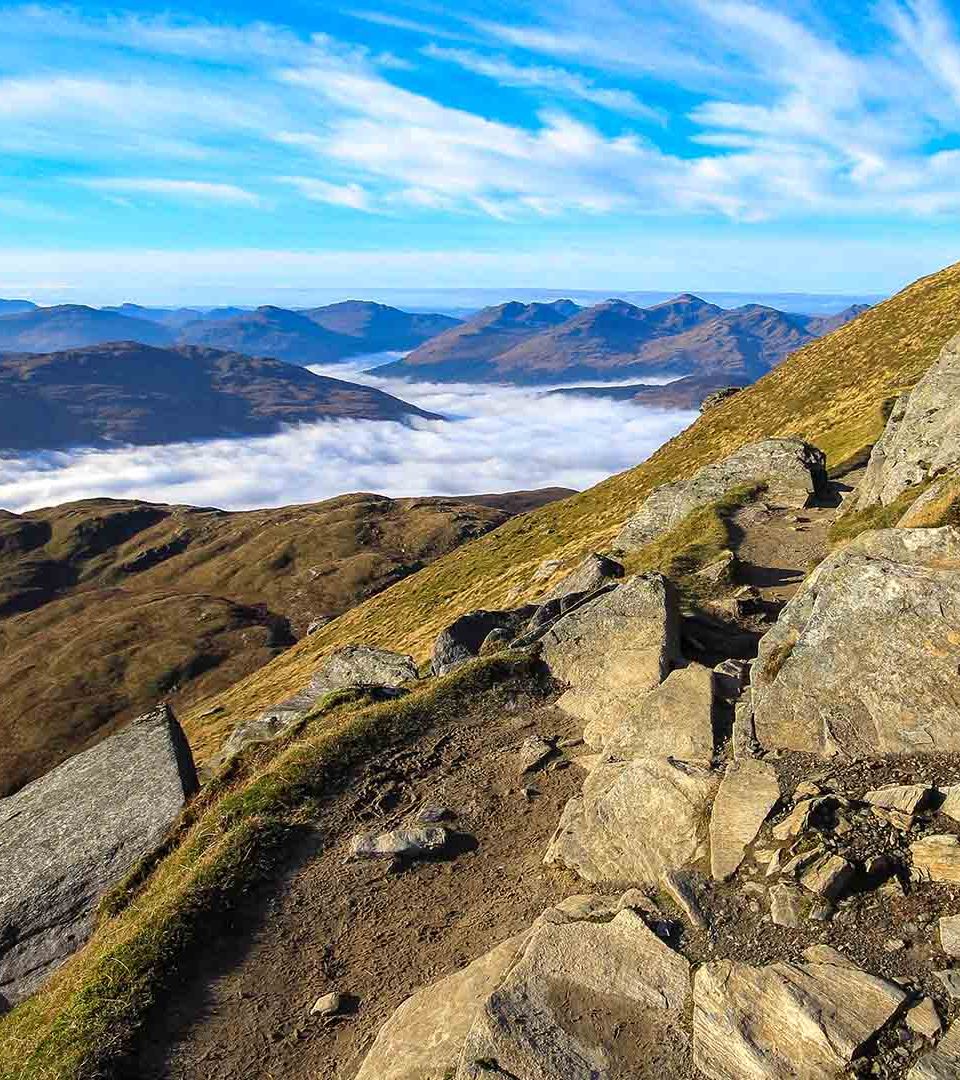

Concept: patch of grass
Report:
left=623, top=483, right=764, bottom=596
left=760, top=636, right=798, bottom=683
left=0, top=652, right=541, bottom=1080
left=183, top=260, right=960, bottom=756
left=828, top=484, right=930, bottom=546
left=898, top=473, right=960, bottom=529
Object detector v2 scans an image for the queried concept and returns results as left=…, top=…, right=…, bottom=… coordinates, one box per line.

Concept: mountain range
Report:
left=0, top=300, right=461, bottom=365
left=375, top=295, right=870, bottom=385
left=0, top=342, right=439, bottom=452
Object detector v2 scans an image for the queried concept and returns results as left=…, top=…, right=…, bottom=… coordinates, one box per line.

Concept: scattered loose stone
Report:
left=907, top=997, right=942, bottom=1040
left=709, top=758, right=780, bottom=880
left=311, top=991, right=344, bottom=1018
left=799, top=852, right=855, bottom=900
left=940, top=785, right=960, bottom=824
left=941, top=916, right=960, bottom=958
left=661, top=868, right=709, bottom=931
left=912, top=835, right=960, bottom=883
left=516, top=735, right=555, bottom=773
left=909, top=1018, right=960, bottom=1078
left=935, top=970, right=960, bottom=999
left=769, top=882, right=805, bottom=929
left=349, top=826, right=449, bottom=861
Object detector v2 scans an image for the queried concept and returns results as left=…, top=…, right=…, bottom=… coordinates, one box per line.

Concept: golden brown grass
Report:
left=898, top=473, right=960, bottom=528
left=184, top=260, right=960, bottom=758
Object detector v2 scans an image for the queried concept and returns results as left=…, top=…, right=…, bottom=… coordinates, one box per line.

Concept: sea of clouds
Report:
left=0, top=360, right=697, bottom=513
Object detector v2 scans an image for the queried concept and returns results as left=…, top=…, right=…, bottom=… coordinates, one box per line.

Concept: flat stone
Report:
left=942, top=916, right=960, bottom=957
left=799, top=852, right=855, bottom=900
left=541, top=573, right=681, bottom=741
left=769, top=882, right=805, bottom=929
left=772, top=799, right=816, bottom=841
left=935, top=970, right=960, bottom=999
left=907, top=997, right=943, bottom=1040
left=311, top=991, right=344, bottom=1018
left=694, top=950, right=906, bottom=1079
left=355, top=932, right=531, bottom=1080
left=939, top=785, right=960, bottom=824
left=913, top=835, right=960, bottom=884
left=709, top=758, right=780, bottom=881
left=545, top=756, right=716, bottom=886
left=752, top=527, right=960, bottom=757
left=456, top=909, right=691, bottom=1079
left=909, top=1019, right=960, bottom=1079
left=865, top=784, right=934, bottom=815
left=0, top=704, right=197, bottom=1005
left=349, top=825, right=449, bottom=860
left=516, top=735, right=555, bottom=773
left=599, top=662, right=715, bottom=760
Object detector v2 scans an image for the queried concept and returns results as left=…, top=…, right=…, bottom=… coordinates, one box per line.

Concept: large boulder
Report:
left=222, top=645, right=418, bottom=758
left=751, top=527, right=960, bottom=756
left=540, top=573, right=680, bottom=732
left=615, top=438, right=828, bottom=550
left=846, top=331, right=960, bottom=513
left=0, top=705, right=197, bottom=1004
left=694, top=946, right=906, bottom=1080
left=545, top=756, right=716, bottom=886
left=456, top=908, right=691, bottom=1079
left=431, top=609, right=534, bottom=676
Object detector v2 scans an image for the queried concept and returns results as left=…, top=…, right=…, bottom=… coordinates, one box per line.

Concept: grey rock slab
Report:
left=0, top=704, right=198, bottom=1004
left=909, top=1019, right=960, bottom=1079
left=941, top=916, right=960, bottom=957
left=600, top=662, right=715, bottom=761
left=693, top=950, right=906, bottom=1080
left=940, top=785, right=960, bottom=824
left=768, top=882, right=805, bottom=928
left=615, top=437, right=828, bottom=551
left=544, top=756, right=716, bottom=886
left=908, top=997, right=944, bottom=1040
left=541, top=573, right=680, bottom=742
left=846, top=330, right=960, bottom=513
left=799, top=852, right=855, bottom=900
left=709, top=757, right=780, bottom=881
left=456, top=909, right=691, bottom=1080
left=516, top=735, right=555, bottom=773
left=348, top=825, right=449, bottom=860
left=913, top=835, right=960, bottom=884
left=936, top=970, right=960, bottom=1000
left=540, top=552, right=624, bottom=602
left=432, top=608, right=534, bottom=676
left=751, top=527, right=960, bottom=756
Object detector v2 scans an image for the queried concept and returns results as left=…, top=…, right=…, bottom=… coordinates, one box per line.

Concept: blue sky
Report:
left=2, top=0, right=960, bottom=302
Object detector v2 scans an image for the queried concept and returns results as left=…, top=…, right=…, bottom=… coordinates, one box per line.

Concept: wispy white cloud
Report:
left=81, top=178, right=263, bottom=206
left=422, top=45, right=663, bottom=120
left=277, top=176, right=373, bottom=210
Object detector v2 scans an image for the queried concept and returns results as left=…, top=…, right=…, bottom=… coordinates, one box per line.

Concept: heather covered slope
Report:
left=0, top=489, right=568, bottom=794
left=183, top=260, right=960, bottom=755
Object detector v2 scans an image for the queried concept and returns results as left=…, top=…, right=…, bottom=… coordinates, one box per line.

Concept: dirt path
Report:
left=126, top=683, right=585, bottom=1080
left=127, top=475, right=860, bottom=1080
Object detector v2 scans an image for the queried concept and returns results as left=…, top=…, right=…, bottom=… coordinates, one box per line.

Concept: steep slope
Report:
left=0, top=342, right=439, bottom=451
left=0, top=305, right=173, bottom=351
left=183, top=261, right=960, bottom=755
left=301, top=300, right=460, bottom=351
left=373, top=299, right=580, bottom=380
left=0, top=489, right=569, bottom=794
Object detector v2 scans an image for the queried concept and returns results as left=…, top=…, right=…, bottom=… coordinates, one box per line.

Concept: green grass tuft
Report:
left=828, top=484, right=929, bottom=546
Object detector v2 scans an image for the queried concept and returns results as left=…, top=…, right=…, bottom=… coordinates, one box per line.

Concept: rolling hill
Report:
left=376, top=295, right=869, bottom=385
left=0, top=342, right=439, bottom=451
left=0, top=299, right=37, bottom=316
left=299, top=300, right=460, bottom=351
left=0, top=305, right=173, bottom=351
left=0, top=487, right=571, bottom=795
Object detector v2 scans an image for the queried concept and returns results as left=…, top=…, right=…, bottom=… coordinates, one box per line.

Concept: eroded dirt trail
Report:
left=127, top=685, right=585, bottom=1080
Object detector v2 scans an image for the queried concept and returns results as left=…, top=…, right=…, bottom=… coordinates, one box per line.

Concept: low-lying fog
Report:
left=0, top=361, right=697, bottom=512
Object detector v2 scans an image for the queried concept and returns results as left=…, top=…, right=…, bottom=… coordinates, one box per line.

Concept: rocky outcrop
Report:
left=615, top=438, right=828, bottom=551
left=751, top=527, right=960, bottom=756
left=541, top=573, right=680, bottom=733
left=846, top=330, right=960, bottom=512
left=539, top=552, right=624, bottom=602
left=693, top=946, right=906, bottom=1079
left=700, top=386, right=743, bottom=412
left=456, top=908, right=690, bottom=1079
left=0, top=705, right=197, bottom=1004
left=544, top=756, right=716, bottom=885
left=222, top=645, right=418, bottom=758
left=432, top=609, right=534, bottom=676
left=909, top=1019, right=960, bottom=1078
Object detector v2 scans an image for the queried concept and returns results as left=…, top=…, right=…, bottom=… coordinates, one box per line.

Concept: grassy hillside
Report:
left=184, top=260, right=960, bottom=756
left=0, top=491, right=569, bottom=793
